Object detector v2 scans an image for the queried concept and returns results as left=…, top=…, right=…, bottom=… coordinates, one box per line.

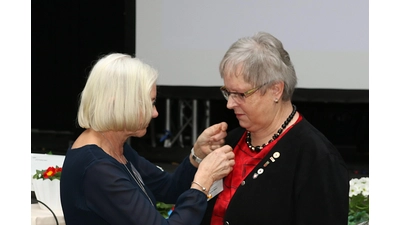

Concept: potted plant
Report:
left=32, top=166, right=63, bottom=210
left=348, top=177, right=369, bottom=225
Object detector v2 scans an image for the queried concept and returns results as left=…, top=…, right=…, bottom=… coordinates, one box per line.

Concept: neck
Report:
left=246, top=104, right=297, bottom=152
left=256, top=104, right=297, bottom=141
left=95, top=130, right=126, bottom=164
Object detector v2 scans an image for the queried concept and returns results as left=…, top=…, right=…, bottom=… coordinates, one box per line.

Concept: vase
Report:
left=32, top=178, right=62, bottom=211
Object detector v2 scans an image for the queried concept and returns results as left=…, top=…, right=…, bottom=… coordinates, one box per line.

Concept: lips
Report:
left=235, top=113, right=245, bottom=119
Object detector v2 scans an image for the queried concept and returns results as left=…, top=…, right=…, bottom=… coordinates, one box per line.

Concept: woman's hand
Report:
left=199, top=145, right=235, bottom=181
left=192, top=122, right=228, bottom=160
left=192, top=145, right=235, bottom=193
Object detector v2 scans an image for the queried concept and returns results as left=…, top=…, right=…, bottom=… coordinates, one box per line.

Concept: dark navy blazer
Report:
left=61, top=143, right=207, bottom=225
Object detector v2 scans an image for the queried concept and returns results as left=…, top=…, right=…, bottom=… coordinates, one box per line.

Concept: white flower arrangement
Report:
left=348, top=177, right=369, bottom=225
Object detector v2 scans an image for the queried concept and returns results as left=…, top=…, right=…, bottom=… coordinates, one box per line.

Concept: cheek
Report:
left=243, top=100, right=265, bottom=119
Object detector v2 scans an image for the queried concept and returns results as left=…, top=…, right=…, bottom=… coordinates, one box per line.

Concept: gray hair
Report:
left=219, top=32, right=297, bottom=101
left=77, top=53, right=158, bottom=132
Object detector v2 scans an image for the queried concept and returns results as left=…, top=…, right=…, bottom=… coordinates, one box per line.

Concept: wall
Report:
left=136, top=0, right=369, bottom=89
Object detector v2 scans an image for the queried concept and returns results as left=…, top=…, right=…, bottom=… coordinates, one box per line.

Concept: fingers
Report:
left=211, top=145, right=233, bottom=154
left=219, top=122, right=228, bottom=132
left=202, top=145, right=234, bottom=181
left=209, top=122, right=228, bottom=132
left=208, top=144, right=220, bottom=151
left=207, top=127, right=228, bottom=144
left=207, top=122, right=228, bottom=138
left=220, top=144, right=233, bottom=152
left=208, top=140, right=225, bottom=151
left=194, top=122, right=229, bottom=157
left=196, top=122, right=225, bottom=145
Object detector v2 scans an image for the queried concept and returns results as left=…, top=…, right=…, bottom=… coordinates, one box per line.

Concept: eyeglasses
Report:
left=220, top=83, right=267, bottom=102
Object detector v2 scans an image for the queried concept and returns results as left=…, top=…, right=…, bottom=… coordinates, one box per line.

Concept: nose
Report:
left=152, top=107, right=159, bottom=118
left=226, top=95, right=237, bottom=109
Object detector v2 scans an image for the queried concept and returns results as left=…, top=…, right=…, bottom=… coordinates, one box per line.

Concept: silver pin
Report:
left=273, top=152, right=280, bottom=159
left=257, top=168, right=264, bottom=174
left=253, top=173, right=258, bottom=179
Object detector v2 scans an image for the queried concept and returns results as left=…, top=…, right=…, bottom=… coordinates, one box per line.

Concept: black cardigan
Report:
left=200, top=117, right=349, bottom=225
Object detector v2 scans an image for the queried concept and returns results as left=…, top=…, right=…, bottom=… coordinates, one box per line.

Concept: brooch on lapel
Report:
left=253, top=151, right=280, bottom=179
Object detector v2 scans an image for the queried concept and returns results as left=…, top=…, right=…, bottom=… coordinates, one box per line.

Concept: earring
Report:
left=274, top=98, right=279, bottom=103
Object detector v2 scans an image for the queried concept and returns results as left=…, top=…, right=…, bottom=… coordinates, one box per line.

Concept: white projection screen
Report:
left=136, top=0, right=368, bottom=90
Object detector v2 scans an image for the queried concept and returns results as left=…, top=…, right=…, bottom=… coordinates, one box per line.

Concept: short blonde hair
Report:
left=77, top=53, right=158, bottom=132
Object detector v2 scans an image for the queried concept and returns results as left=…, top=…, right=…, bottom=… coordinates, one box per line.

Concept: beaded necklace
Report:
left=246, top=104, right=297, bottom=152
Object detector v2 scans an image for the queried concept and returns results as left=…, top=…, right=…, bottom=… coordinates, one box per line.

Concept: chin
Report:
left=238, top=121, right=250, bottom=130
left=135, top=129, right=147, bottom=138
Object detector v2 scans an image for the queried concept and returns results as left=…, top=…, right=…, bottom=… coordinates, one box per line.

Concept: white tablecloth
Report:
left=31, top=203, right=65, bottom=225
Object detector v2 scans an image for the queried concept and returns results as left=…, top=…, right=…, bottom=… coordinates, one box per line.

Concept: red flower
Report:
left=43, top=167, right=55, bottom=178
left=33, top=166, right=62, bottom=180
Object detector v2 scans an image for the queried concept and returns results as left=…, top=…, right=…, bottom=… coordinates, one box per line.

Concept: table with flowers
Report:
left=31, top=157, right=65, bottom=225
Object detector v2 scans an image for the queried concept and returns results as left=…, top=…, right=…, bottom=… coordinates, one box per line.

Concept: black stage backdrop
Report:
left=32, top=0, right=135, bottom=135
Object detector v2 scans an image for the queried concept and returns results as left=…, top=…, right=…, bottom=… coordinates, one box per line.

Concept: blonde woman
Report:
left=60, top=53, right=235, bottom=225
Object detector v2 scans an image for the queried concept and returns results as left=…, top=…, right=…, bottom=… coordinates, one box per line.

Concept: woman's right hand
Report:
left=192, top=145, right=235, bottom=192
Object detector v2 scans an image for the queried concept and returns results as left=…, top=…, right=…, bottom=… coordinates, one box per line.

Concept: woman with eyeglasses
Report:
left=200, top=32, right=349, bottom=225
left=60, top=53, right=235, bottom=225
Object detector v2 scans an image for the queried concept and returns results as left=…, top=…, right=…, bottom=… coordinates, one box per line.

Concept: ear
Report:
left=271, top=81, right=284, bottom=101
